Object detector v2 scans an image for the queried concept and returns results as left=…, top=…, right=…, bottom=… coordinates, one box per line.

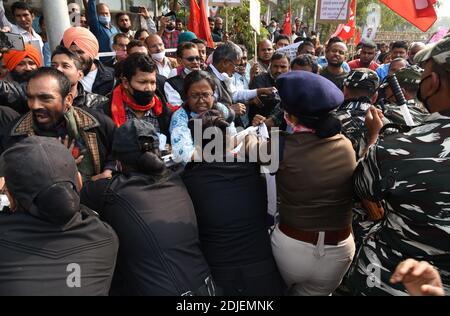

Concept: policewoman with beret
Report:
left=271, top=71, right=356, bottom=296
left=81, top=119, right=215, bottom=296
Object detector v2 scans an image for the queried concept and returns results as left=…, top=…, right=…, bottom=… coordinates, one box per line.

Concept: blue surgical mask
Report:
left=98, top=15, right=111, bottom=25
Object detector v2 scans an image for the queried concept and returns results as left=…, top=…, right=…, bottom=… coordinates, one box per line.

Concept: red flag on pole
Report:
left=380, top=0, right=437, bottom=32
left=282, top=6, right=292, bottom=36
left=332, top=0, right=356, bottom=41
left=354, top=29, right=361, bottom=45
left=188, top=0, right=214, bottom=48
left=188, top=0, right=200, bottom=34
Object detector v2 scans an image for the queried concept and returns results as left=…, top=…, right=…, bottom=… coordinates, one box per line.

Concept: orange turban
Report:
left=63, top=27, right=99, bottom=60
left=2, top=44, right=42, bottom=72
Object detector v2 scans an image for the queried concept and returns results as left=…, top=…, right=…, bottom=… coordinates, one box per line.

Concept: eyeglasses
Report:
left=184, top=56, right=201, bottom=62
left=189, top=92, right=214, bottom=101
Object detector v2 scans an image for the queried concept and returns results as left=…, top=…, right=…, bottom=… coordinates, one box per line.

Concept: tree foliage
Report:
left=226, top=0, right=270, bottom=58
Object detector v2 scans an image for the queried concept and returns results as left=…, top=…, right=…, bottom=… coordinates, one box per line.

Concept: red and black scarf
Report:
left=111, top=85, right=163, bottom=127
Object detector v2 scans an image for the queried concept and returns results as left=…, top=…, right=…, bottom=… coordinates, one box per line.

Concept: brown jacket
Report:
left=5, top=107, right=116, bottom=175
left=277, top=132, right=356, bottom=231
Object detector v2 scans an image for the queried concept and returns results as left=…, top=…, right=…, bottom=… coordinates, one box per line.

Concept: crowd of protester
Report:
left=0, top=0, right=448, bottom=296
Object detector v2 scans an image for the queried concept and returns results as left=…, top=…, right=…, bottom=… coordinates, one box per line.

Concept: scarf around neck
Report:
left=111, top=85, right=163, bottom=127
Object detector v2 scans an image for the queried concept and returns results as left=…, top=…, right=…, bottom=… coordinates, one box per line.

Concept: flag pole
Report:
left=313, top=0, right=318, bottom=32
left=254, top=31, right=257, bottom=63
left=289, top=0, right=292, bottom=41
left=225, top=5, right=229, bottom=33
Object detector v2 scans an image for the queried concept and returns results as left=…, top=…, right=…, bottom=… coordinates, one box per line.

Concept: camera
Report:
left=129, top=6, right=142, bottom=13
left=0, top=32, right=25, bottom=51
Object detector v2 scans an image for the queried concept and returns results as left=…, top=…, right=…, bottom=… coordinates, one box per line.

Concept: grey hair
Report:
left=409, top=42, right=425, bottom=51
left=212, top=42, right=243, bottom=65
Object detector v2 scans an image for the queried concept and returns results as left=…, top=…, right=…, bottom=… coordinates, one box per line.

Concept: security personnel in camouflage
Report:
left=380, top=65, right=429, bottom=126
left=336, top=69, right=382, bottom=254
left=347, top=34, right=450, bottom=296
left=336, top=68, right=380, bottom=159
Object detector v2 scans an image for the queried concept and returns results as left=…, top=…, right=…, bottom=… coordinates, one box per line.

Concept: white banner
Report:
left=317, top=0, right=351, bottom=23
left=362, top=3, right=381, bottom=41
left=209, top=0, right=241, bottom=7
left=249, top=0, right=261, bottom=34
left=275, top=41, right=301, bottom=62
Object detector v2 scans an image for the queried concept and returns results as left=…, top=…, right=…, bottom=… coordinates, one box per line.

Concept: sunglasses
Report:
left=184, top=56, right=201, bottom=62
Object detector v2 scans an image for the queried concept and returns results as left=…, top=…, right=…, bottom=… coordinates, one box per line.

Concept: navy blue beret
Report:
left=276, top=71, right=344, bottom=117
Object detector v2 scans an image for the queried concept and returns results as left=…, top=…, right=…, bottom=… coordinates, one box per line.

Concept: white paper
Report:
left=276, top=42, right=301, bottom=62
left=158, top=133, right=167, bottom=151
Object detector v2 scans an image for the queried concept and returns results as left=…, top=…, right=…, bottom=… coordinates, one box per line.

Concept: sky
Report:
left=437, top=1, right=450, bottom=17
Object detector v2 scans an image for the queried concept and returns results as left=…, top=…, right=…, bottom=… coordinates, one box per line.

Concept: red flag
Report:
left=188, top=0, right=200, bottom=35
left=188, top=0, right=214, bottom=48
left=333, top=0, right=356, bottom=41
left=354, top=29, right=361, bottom=45
left=282, top=6, right=292, bottom=36
left=380, top=0, right=437, bottom=32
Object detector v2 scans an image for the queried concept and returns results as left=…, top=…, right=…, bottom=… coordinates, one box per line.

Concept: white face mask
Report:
left=151, top=51, right=165, bottom=62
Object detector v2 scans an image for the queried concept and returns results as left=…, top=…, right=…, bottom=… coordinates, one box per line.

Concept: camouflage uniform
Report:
left=380, top=66, right=429, bottom=126
left=336, top=68, right=380, bottom=160
left=336, top=69, right=382, bottom=260
left=347, top=35, right=450, bottom=296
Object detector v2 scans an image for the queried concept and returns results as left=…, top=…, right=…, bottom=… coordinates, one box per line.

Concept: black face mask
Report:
left=119, top=26, right=130, bottom=33
left=417, top=74, right=438, bottom=112
left=131, top=86, right=155, bottom=106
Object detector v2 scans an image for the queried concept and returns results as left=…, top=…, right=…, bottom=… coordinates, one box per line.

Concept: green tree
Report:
left=226, top=0, right=270, bottom=58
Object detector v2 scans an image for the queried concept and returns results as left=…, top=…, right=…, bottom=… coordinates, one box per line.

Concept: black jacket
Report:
left=73, top=83, right=109, bottom=110
left=0, top=106, right=19, bottom=128
left=156, top=74, right=169, bottom=104
left=182, top=162, right=273, bottom=267
left=80, top=171, right=212, bottom=296
left=2, top=107, right=116, bottom=176
left=0, top=80, right=110, bottom=114
left=92, top=60, right=115, bottom=96
left=248, top=72, right=279, bottom=122
left=0, top=206, right=118, bottom=296
left=182, top=162, right=285, bottom=295
left=0, top=80, right=28, bottom=114
left=206, top=66, right=233, bottom=107
left=166, top=74, right=186, bottom=102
